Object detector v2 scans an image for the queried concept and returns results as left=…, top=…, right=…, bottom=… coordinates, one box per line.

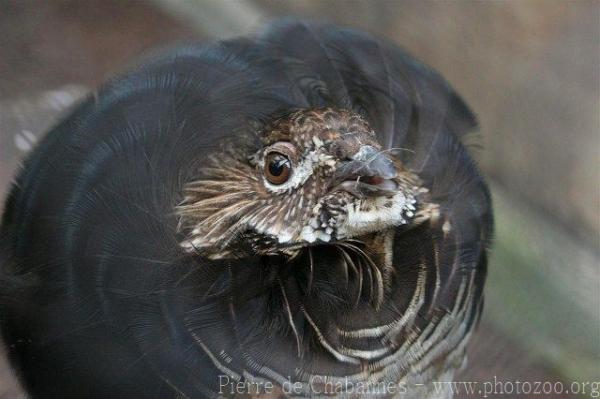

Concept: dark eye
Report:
left=264, top=152, right=292, bottom=185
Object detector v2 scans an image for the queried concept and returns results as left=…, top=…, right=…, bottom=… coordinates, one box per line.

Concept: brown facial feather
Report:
left=177, top=107, right=430, bottom=267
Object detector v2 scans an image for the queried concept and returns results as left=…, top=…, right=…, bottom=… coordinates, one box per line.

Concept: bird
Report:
left=0, top=19, right=492, bottom=398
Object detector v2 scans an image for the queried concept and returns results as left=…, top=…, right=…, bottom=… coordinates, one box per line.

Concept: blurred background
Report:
left=0, top=0, right=598, bottom=397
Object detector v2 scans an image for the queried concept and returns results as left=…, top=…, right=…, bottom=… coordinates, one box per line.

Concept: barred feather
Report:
left=0, top=19, right=492, bottom=398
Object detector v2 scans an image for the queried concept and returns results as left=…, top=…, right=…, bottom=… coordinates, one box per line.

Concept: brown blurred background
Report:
left=0, top=1, right=598, bottom=397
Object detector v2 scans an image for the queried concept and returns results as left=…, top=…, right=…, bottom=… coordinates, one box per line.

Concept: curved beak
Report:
left=333, top=145, right=398, bottom=197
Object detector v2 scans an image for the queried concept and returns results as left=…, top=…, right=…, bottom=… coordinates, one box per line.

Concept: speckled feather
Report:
left=0, top=19, right=492, bottom=398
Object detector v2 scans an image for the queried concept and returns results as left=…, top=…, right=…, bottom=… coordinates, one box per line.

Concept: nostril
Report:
left=351, top=146, right=397, bottom=180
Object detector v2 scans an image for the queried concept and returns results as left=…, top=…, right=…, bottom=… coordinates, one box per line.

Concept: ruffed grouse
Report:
left=0, top=19, right=492, bottom=398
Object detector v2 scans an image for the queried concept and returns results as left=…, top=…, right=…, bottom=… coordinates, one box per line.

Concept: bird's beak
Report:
left=333, top=145, right=398, bottom=197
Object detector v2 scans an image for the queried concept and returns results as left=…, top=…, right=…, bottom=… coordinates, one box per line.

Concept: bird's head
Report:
left=177, top=107, right=428, bottom=259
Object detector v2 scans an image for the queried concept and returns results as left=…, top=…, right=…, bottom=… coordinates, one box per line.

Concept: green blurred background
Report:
left=0, top=1, right=598, bottom=397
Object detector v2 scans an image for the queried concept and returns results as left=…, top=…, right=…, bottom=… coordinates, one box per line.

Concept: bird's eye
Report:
left=264, top=152, right=292, bottom=185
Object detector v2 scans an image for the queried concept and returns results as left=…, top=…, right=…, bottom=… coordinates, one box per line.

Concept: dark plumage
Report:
left=0, top=19, right=492, bottom=398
